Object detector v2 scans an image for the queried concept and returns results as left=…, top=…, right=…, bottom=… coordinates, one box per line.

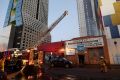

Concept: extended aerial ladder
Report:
left=28, top=11, right=68, bottom=65
left=34, top=10, right=68, bottom=47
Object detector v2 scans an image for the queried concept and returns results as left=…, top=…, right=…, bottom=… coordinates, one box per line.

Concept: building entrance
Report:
left=78, top=55, right=85, bottom=65
left=88, top=47, right=104, bottom=64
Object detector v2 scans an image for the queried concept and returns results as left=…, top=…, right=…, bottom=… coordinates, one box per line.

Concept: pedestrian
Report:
left=98, top=56, right=108, bottom=72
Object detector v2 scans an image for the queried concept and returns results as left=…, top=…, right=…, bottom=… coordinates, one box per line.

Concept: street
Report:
left=7, top=67, right=120, bottom=80
left=46, top=67, right=120, bottom=80
left=1, top=0, right=120, bottom=80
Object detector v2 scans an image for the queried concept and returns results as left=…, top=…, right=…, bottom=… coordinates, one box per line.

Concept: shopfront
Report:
left=65, top=36, right=110, bottom=65
left=37, top=41, right=65, bottom=56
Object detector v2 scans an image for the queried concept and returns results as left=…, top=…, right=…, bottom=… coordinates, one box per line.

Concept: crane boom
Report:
left=34, top=11, right=68, bottom=47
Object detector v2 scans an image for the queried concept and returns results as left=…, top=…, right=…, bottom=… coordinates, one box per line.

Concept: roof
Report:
left=72, top=36, right=104, bottom=40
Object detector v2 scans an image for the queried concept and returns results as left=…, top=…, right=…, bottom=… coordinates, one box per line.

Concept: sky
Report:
left=0, top=0, right=79, bottom=42
left=0, top=0, right=9, bottom=28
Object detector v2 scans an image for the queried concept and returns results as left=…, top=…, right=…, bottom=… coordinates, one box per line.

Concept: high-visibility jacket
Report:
left=0, top=58, right=5, bottom=72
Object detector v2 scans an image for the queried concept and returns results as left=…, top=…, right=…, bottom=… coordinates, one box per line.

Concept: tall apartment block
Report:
left=76, top=0, right=102, bottom=37
left=3, top=0, right=51, bottom=49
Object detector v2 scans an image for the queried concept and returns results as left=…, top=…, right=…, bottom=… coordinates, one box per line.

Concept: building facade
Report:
left=3, top=0, right=51, bottom=49
left=36, top=36, right=110, bottom=65
left=76, top=0, right=102, bottom=37
left=65, top=36, right=110, bottom=65
left=0, top=25, right=14, bottom=51
left=98, top=0, right=120, bottom=39
left=97, top=0, right=120, bottom=64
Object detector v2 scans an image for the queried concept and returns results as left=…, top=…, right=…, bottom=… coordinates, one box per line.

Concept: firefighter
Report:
left=0, top=57, right=7, bottom=80
left=98, top=56, right=108, bottom=72
left=0, top=57, right=5, bottom=72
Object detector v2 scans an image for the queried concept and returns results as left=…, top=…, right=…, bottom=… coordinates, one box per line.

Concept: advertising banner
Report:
left=65, top=36, right=104, bottom=55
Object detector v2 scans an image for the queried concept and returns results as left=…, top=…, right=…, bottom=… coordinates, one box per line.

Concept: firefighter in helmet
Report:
left=99, top=56, right=108, bottom=72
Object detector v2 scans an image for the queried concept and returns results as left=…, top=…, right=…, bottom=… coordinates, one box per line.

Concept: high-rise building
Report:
left=3, top=0, right=51, bottom=49
left=76, top=0, right=101, bottom=37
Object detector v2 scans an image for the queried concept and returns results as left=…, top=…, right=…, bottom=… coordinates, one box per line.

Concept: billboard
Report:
left=65, top=36, right=104, bottom=55
left=66, top=37, right=104, bottom=48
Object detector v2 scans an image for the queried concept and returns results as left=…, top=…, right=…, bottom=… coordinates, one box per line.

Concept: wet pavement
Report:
left=7, top=67, right=120, bottom=80
left=46, top=67, right=120, bottom=80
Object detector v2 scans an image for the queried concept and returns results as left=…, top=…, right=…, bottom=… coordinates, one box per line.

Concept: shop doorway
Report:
left=88, top=47, right=104, bottom=64
left=78, top=55, right=85, bottom=65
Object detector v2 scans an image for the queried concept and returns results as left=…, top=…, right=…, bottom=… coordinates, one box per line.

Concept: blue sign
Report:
left=77, top=44, right=85, bottom=51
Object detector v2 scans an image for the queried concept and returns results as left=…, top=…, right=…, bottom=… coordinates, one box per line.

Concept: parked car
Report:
left=50, top=56, right=73, bottom=68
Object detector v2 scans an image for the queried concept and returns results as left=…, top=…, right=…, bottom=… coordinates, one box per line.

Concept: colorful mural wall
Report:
left=98, top=0, right=120, bottom=39
left=98, top=0, right=120, bottom=64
